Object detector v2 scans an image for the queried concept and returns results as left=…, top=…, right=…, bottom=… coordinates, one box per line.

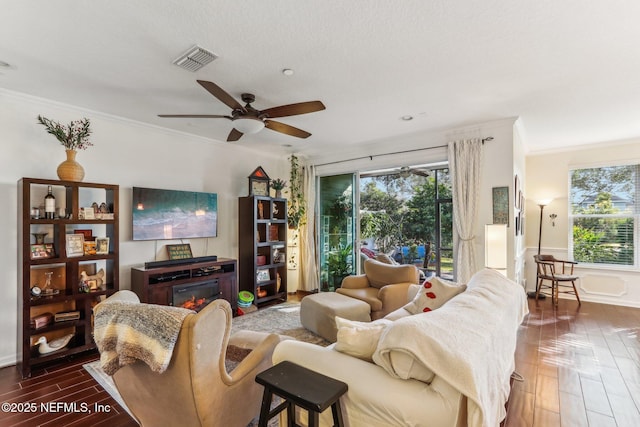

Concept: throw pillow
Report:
left=334, top=317, right=393, bottom=362
left=403, top=276, right=466, bottom=315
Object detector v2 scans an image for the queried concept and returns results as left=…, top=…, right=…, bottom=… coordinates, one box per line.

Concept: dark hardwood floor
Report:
left=1, top=296, right=638, bottom=426
left=505, top=297, right=640, bottom=426
left=0, top=353, right=136, bottom=427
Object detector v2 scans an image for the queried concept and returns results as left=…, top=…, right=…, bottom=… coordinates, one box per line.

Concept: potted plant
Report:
left=271, top=178, right=287, bottom=198
left=287, top=155, right=306, bottom=228
left=327, top=244, right=353, bottom=289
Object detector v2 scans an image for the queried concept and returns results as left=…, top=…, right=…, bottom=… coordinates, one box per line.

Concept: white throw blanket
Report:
left=373, top=269, right=528, bottom=427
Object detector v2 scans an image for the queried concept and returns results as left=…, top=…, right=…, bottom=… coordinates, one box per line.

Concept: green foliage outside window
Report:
left=360, top=168, right=452, bottom=274
left=570, top=165, right=637, bottom=266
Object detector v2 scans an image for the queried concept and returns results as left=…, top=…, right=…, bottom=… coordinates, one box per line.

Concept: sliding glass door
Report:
left=318, top=174, right=356, bottom=291
left=359, top=166, right=453, bottom=279
left=317, top=166, right=453, bottom=291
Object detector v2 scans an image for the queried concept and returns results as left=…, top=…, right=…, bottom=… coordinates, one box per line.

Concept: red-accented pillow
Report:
left=402, top=276, right=467, bottom=315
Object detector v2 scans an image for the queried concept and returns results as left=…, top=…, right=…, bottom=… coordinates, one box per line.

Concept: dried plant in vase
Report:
left=37, top=115, right=93, bottom=181
left=37, top=115, right=93, bottom=150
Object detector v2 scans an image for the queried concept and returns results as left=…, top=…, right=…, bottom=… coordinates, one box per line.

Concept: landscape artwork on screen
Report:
left=132, top=187, right=218, bottom=241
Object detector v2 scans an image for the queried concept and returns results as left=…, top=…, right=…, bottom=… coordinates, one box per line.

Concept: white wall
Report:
left=0, top=90, right=290, bottom=367
left=525, top=139, right=640, bottom=307
left=476, top=119, right=523, bottom=281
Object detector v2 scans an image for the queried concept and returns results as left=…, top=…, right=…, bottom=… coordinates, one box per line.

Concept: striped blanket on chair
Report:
left=93, top=300, right=194, bottom=375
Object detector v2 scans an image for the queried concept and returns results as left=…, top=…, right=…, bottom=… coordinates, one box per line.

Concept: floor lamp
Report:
left=536, top=199, right=552, bottom=255
left=529, top=199, right=552, bottom=299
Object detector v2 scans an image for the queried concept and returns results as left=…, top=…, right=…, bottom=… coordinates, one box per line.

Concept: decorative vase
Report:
left=275, top=189, right=282, bottom=198
left=57, top=150, right=85, bottom=182
left=32, top=232, right=47, bottom=244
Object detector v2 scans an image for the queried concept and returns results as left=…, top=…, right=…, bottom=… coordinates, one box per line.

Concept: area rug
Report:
left=231, top=301, right=330, bottom=346
left=84, top=301, right=328, bottom=425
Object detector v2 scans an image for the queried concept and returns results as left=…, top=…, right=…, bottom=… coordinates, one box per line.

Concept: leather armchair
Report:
left=100, top=291, right=280, bottom=427
left=337, top=258, right=420, bottom=320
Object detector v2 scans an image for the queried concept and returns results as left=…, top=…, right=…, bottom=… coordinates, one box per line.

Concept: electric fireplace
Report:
left=172, top=280, right=220, bottom=311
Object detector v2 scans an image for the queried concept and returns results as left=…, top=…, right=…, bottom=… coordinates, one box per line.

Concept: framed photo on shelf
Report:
left=86, top=279, right=99, bottom=291
left=273, top=247, right=286, bottom=263
left=257, top=269, right=271, bottom=282
left=30, top=243, right=55, bottom=260
left=166, top=243, right=193, bottom=260
left=80, top=207, right=95, bottom=220
left=66, top=234, right=85, bottom=257
left=95, top=237, right=110, bottom=255
left=74, top=229, right=93, bottom=241
left=83, top=240, right=97, bottom=255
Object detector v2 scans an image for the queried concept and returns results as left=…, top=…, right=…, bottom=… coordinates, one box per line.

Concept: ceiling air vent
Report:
left=172, top=45, right=218, bottom=72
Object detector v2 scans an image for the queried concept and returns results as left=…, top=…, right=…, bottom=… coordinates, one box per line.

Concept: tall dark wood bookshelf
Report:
left=238, top=196, right=288, bottom=307
left=17, top=178, right=119, bottom=378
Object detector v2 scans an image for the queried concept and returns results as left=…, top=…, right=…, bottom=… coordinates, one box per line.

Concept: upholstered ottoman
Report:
left=300, top=292, right=371, bottom=342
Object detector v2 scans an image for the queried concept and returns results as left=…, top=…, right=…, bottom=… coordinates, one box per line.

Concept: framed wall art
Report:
left=492, top=186, right=509, bottom=225
left=514, top=175, right=520, bottom=209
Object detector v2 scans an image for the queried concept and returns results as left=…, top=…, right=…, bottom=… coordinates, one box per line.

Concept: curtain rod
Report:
left=314, top=137, right=494, bottom=168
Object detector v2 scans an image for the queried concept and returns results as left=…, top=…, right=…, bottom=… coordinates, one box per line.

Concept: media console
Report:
left=131, top=257, right=238, bottom=312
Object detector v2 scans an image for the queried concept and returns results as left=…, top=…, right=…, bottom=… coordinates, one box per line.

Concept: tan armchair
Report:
left=98, top=291, right=280, bottom=427
left=337, top=258, right=420, bottom=320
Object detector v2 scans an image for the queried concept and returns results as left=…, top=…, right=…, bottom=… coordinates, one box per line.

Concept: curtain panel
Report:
left=300, top=163, right=319, bottom=291
left=448, top=139, right=483, bottom=283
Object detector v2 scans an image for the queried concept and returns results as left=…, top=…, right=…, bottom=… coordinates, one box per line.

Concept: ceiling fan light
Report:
left=233, top=117, right=265, bottom=134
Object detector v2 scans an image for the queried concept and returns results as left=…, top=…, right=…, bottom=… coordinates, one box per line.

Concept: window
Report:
left=359, top=166, right=453, bottom=278
left=569, top=164, right=638, bottom=267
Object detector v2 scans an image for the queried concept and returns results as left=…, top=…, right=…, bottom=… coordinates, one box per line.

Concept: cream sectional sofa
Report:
left=274, top=269, right=529, bottom=427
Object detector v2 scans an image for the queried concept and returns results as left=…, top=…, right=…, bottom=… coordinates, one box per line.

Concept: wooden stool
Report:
left=255, top=360, right=348, bottom=427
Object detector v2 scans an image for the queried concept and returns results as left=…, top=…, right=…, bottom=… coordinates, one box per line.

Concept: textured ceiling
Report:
left=2, top=1, right=640, bottom=159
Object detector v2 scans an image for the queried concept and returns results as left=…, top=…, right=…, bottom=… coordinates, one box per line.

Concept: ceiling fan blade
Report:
left=261, top=101, right=325, bottom=118
left=227, top=128, right=244, bottom=142
left=158, top=114, right=232, bottom=119
left=197, top=80, right=245, bottom=112
left=413, top=169, right=431, bottom=177
left=264, top=120, right=311, bottom=139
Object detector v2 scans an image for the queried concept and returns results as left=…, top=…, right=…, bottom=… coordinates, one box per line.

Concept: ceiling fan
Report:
left=159, top=80, right=326, bottom=142
left=364, top=166, right=431, bottom=178
left=398, top=166, right=431, bottom=178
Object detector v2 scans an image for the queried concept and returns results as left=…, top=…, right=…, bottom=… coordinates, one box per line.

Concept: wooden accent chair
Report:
left=534, top=254, right=581, bottom=305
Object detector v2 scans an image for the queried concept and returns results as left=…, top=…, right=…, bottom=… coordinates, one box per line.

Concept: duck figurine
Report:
left=35, top=334, right=74, bottom=354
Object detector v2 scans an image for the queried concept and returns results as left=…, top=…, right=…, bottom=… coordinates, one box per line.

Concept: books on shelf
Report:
left=30, top=313, right=53, bottom=329
left=54, top=311, right=81, bottom=322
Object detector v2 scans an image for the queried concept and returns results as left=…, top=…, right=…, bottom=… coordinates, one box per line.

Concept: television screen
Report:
left=132, top=187, right=218, bottom=241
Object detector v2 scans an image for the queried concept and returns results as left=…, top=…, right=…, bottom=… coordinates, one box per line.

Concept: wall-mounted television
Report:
left=132, top=187, right=218, bottom=241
